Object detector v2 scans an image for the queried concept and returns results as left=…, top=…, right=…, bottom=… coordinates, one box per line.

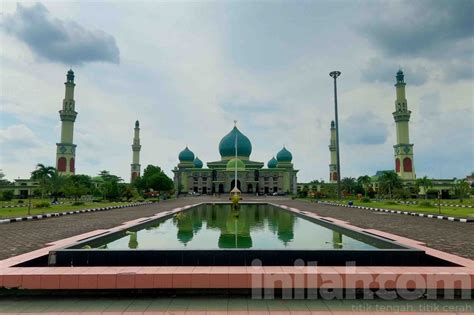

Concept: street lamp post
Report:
left=329, top=71, right=342, bottom=200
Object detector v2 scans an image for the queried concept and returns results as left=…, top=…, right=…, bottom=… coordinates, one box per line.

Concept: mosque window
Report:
left=57, top=157, right=67, bottom=172
left=403, top=158, right=412, bottom=172
left=395, top=158, right=400, bottom=172
left=202, top=177, right=207, bottom=182
left=70, top=158, right=75, bottom=172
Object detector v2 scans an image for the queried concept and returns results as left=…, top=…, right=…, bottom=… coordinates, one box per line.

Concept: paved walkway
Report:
left=0, top=296, right=472, bottom=313
left=0, top=197, right=473, bottom=260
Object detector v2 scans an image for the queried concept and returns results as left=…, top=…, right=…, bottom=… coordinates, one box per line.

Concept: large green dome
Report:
left=276, top=147, right=292, bottom=162
left=226, top=158, right=245, bottom=171
left=219, top=127, right=252, bottom=159
left=179, top=146, right=195, bottom=162
left=267, top=157, right=278, bottom=168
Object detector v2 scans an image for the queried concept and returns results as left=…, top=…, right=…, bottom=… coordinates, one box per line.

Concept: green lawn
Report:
left=332, top=200, right=474, bottom=218
left=0, top=201, right=136, bottom=219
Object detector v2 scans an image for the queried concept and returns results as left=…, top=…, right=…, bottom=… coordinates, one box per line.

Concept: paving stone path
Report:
left=0, top=197, right=473, bottom=260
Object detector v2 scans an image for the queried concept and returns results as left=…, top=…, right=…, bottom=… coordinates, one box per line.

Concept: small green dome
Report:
left=267, top=157, right=278, bottom=168
left=219, top=126, right=252, bottom=159
left=179, top=146, right=195, bottom=162
left=193, top=156, right=203, bottom=168
left=226, top=158, right=245, bottom=171
left=276, top=147, right=292, bottom=162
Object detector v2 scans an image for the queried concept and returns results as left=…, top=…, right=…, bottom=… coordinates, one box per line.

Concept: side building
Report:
left=173, top=124, right=298, bottom=195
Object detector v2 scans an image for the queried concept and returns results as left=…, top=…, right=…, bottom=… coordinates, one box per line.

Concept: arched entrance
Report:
left=230, top=180, right=241, bottom=191
left=247, top=184, right=253, bottom=193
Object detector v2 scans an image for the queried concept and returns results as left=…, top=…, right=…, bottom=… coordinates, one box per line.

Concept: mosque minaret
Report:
left=328, top=120, right=337, bottom=183
left=130, top=120, right=142, bottom=181
left=56, top=69, right=77, bottom=175
left=393, top=70, right=416, bottom=180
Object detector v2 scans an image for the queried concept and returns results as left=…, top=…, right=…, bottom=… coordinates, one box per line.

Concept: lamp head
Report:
left=329, top=71, right=341, bottom=79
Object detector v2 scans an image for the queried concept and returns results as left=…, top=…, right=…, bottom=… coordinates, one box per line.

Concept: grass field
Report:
left=0, top=201, right=134, bottom=219
left=330, top=200, right=474, bottom=218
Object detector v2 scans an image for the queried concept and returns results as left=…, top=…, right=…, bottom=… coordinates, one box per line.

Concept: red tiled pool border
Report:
left=0, top=202, right=473, bottom=291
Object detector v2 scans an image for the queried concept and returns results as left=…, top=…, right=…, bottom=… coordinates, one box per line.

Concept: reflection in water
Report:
left=173, top=204, right=296, bottom=249
left=85, top=204, right=390, bottom=251
left=126, top=231, right=138, bottom=249
left=332, top=231, right=343, bottom=249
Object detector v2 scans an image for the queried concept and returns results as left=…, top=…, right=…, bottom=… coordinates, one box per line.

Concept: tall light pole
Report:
left=329, top=71, right=342, bottom=200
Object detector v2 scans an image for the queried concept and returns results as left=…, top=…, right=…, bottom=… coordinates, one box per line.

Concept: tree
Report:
left=31, top=164, right=56, bottom=199
left=378, top=171, right=402, bottom=199
left=97, top=171, right=123, bottom=201
left=0, top=170, right=10, bottom=185
left=49, top=170, right=67, bottom=199
left=416, top=176, right=433, bottom=199
left=134, top=165, right=174, bottom=194
left=341, top=177, right=357, bottom=195
left=357, top=175, right=372, bottom=198
left=454, top=179, right=470, bottom=203
left=63, top=176, right=89, bottom=200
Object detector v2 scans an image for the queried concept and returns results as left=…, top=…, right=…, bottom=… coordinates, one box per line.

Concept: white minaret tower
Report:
left=328, top=120, right=337, bottom=183
left=56, top=69, right=77, bottom=175
left=393, top=70, right=416, bottom=180
left=130, top=120, right=141, bottom=182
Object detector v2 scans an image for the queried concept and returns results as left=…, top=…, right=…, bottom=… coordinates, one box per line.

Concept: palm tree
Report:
left=49, top=169, right=67, bottom=200
left=378, top=171, right=402, bottom=199
left=416, top=176, right=433, bottom=199
left=31, top=164, right=56, bottom=199
left=357, top=175, right=372, bottom=198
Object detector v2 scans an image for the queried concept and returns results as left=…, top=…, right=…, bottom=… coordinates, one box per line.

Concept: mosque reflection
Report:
left=121, top=205, right=346, bottom=249
left=147, top=204, right=344, bottom=249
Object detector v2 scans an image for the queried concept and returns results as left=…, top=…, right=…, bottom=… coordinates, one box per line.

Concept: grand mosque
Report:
left=52, top=68, right=462, bottom=198
left=172, top=123, right=298, bottom=195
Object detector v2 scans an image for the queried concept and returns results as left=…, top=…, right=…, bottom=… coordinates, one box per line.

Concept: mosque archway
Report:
left=247, top=184, right=253, bottom=193
left=230, top=180, right=241, bottom=191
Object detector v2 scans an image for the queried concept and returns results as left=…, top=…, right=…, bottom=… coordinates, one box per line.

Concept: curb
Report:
left=0, top=202, right=153, bottom=224
left=319, top=201, right=474, bottom=223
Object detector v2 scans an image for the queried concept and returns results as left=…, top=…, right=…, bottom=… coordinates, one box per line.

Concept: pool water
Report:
left=77, top=204, right=400, bottom=250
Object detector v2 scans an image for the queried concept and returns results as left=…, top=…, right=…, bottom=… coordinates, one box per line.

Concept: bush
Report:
left=17, top=200, right=24, bottom=204
left=0, top=190, right=14, bottom=201
left=418, top=201, right=434, bottom=208
left=385, top=201, right=397, bottom=205
left=361, top=197, right=371, bottom=203
left=72, top=201, right=84, bottom=206
left=34, top=201, right=50, bottom=208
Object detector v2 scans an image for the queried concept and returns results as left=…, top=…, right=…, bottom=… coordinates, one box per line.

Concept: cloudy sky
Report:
left=1, top=0, right=473, bottom=182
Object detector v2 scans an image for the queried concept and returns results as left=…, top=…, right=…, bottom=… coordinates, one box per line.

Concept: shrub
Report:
left=72, top=201, right=84, bottom=206
left=418, top=201, right=434, bottom=208
left=361, top=197, right=371, bottom=203
left=385, top=201, right=397, bottom=205
left=34, top=201, right=50, bottom=208
left=17, top=199, right=24, bottom=204
left=0, top=190, right=14, bottom=201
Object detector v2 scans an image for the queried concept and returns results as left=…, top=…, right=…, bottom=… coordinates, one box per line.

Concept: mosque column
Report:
left=392, top=70, right=416, bottom=180
left=56, top=69, right=77, bottom=175
left=130, top=120, right=141, bottom=182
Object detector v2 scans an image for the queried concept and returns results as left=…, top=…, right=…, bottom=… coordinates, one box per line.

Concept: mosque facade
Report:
left=172, top=124, right=298, bottom=195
